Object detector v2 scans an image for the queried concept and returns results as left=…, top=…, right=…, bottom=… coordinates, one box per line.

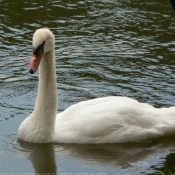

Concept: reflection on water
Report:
left=19, top=141, right=57, bottom=174
left=1, top=135, right=175, bottom=174
left=0, top=0, right=175, bottom=174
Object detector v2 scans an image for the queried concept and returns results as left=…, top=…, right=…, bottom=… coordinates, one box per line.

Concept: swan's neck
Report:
left=33, top=49, right=58, bottom=136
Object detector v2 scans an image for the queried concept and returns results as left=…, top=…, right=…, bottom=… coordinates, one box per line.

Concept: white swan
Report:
left=18, top=28, right=175, bottom=143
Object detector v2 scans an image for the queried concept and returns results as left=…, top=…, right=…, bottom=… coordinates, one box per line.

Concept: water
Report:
left=0, top=0, right=175, bottom=174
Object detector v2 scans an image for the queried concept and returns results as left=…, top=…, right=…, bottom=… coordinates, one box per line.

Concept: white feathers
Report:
left=18, top=29, right=175, bottom=143
left=54, top=96, right=175, bottom=143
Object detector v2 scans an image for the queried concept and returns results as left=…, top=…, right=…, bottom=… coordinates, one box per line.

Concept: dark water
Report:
left=0, top=0, right=175, bottom=174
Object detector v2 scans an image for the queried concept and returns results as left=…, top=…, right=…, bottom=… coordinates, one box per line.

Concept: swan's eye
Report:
left=33, top=41, right=45, bottom=57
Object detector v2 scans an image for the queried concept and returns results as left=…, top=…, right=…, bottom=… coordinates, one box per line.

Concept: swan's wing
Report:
left=55, top=96, right=175, bottom=143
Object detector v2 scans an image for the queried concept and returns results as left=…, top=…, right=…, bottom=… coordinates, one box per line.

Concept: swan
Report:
left=18, top=28, right=175, bottom=143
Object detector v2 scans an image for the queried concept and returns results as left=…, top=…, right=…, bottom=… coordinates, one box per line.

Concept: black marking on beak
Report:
left=33, top=41, right=45, bottom=57
left=29, top=68, right=35, bottom=74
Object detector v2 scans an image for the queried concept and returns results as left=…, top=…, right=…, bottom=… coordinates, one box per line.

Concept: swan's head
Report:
left=28, top=28, right=55, bottom=74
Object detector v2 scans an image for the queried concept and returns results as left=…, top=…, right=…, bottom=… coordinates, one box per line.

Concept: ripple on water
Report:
left=0, top=82, right=36, bottom=121
left=0, top=0, right=175, bottom=173
left=0, top=0, right=174, bottom=112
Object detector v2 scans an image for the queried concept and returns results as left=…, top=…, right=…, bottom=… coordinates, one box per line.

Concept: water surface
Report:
left=0, top=0, right=175, bottom=174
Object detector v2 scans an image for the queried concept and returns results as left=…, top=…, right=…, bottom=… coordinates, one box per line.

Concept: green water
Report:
left=0, top=0, right=175, bottom=174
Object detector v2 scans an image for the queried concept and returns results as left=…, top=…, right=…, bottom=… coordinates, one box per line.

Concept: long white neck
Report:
left=32, top=48, right=58, bottom=136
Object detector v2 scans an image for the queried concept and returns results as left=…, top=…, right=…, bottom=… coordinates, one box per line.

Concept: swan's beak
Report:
left=28, top=52, right=43, bottom=74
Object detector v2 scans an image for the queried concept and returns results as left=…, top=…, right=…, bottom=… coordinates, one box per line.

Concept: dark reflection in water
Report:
left=15, top=137, right=175, bottom=174
left=19, top=141, right=57, bottom=174
left=0, top=0, right=175, bottom=174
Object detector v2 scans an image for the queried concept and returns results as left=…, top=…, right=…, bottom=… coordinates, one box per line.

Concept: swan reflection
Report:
left=17, top=136, right=175, bottom=173
left=18, top=140, right=57, bottom=174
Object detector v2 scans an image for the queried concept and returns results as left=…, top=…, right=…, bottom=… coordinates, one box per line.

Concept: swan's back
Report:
left=54, top=96, right=175, bottom=143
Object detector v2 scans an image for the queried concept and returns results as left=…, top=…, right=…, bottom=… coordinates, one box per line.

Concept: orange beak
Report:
left=28, top=51, right=43, bottom=74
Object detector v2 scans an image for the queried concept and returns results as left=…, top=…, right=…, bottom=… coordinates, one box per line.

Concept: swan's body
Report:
left=18, top=28, right=175, bottom=143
